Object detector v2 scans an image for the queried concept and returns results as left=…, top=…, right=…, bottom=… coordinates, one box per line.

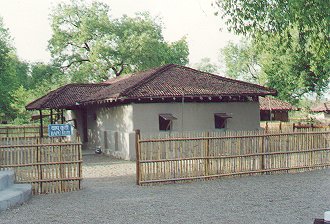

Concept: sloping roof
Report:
left=26, top=84, right=109, bottom=110
left=311, top=102, right=330, bottom=113
left=26, top=64, right=277, bottom=110
left=259, top=96, right=297, bottom=111
left=82, top=64, right=276, bottom=103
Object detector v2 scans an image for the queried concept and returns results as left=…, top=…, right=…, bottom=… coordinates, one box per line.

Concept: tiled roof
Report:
left=259, top=96, right=297, bottom=111
left=81, top=64, right=276, bottom=103
left=26, top=64, right=277, bottom=110
left=311, top=102, right=330, bottom=113
left=26, top=84, right=109, bottom=110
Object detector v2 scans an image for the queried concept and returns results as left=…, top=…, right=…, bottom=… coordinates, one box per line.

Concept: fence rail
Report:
left=261, top=122, right=330, bottom=133
left=136, top=129, right=330, bottom=185
left=0, top=125, right=48, bottom=138
left=0, top=137, right=82, bottom=194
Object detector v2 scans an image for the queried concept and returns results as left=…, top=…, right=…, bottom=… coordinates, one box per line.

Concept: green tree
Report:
left=27, top=63, right=66, bottom=89
left=10, top=63, right=66, bottom=124
left=221, top=31, right=329, bottom=104
left=0, top=17, right=20, bottom=120
left=49, top=1, right=189, bottom=82
left=214, top=0, right=329, bottom=41
left=10, top=86, right=36, bottom=124
left=215, top=0, right=329, bottom=101
left=192, top=57, right=219, bottom=74
left=221, top=41, right=262, bottom=83
left=258, top=30, right=329, bottom=102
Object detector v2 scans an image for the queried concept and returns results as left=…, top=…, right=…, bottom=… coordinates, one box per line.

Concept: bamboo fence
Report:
left=261, top=122, right=330, bottom=133
left=0, top=137, right=82, bottom=194
left=0, top=125, right=48, bottom=138
left=136, top=129, right=330, bottom=185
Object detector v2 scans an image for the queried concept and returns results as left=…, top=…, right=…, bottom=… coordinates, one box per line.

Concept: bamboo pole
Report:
left=78, top=142, right=82, bottom=190
left=135, top=129, right=141, bottom=185
left=37, top=138, right=42, bottom=193
left=204, top=132, right=210, bottom=176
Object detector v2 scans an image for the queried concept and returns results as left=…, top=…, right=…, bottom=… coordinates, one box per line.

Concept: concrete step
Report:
left=0, top=184, right=32, bottom=212
left=0, top=170, right=15, bottom=192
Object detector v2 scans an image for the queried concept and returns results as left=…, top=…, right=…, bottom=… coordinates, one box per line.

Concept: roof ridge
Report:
left=175, top=64, right=277, bottom=94
left=121, top=64, right=176, bottom=97
left=67, top=83, right=110, bottom=87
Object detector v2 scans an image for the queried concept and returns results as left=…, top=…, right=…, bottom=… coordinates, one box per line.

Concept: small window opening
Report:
left=159, top=114, right=177, bottom=131
left=214, top=113, right=232, bottom=129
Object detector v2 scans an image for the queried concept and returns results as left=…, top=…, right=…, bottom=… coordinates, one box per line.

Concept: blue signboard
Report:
left=48, top=124, right=72, bottom=137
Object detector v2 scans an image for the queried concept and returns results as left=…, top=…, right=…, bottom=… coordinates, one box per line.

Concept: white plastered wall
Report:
left=132, top=102, right=261, bottom=133
left=73, top=101, right=261, bottom=160
left=85, top=105, right=134, bottom=160
left=65, top=110, right=83, bottom=141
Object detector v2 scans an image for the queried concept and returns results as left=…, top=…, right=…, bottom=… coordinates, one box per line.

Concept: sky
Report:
left=0, top=0, right=239, bottom=65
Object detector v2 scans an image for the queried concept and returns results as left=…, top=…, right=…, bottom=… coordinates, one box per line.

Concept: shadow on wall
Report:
left=102, top=130, right=135, bottom=160
left=98, top=106, right=134, bottom=132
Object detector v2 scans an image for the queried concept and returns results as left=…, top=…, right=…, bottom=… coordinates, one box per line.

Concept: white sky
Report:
left=0, top=0, right=239, bottom=65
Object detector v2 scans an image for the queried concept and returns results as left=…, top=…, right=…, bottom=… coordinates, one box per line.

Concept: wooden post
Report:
left=204, top=132, right=210, bottom=177
left=56, top=109, right=60, bottom=122
left=60, top=144, right=64, bottom=192
left=61, top=109, right=65, bottom=124
left=78, top=142, right=82, bottom=190
left=82, top=109, right=88, bottom=143
left=279, top=121, right=282, bottom=133
left=39, top=110, right=44, bottom=138
left=135, top=129, right=141, bottom=185
left=261, top=135, right=265, bottom=170
left=50, top=109, right=53, bottom=124
left=37, top=138, right=42, bottom=193
left=265, top=122, right=268, bottom=133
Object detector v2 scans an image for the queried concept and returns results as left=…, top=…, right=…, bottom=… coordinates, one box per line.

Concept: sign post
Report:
left=48, top=124, right=72, bottom=137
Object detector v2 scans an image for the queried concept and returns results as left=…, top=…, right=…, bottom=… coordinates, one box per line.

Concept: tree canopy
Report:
left=221, top=41, right=261, bottom=84
left=49, top=1, right=189, bottom=82
left=0, top=17, right=21, bottom=120
left=192, top=57, right=220, bottom=74
left=214, top=0, right=329, bottom=40
left=222, top=30, right=329, bottom=104
left=215, top=0, right=330, bottom=102
left=0, top=16, right=65, bottom=123
left=10, top=63, right=65, bottom=123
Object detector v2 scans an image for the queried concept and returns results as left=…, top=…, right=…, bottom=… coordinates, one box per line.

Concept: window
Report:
left=214, top=113, right=232, bottom=129
left=159, top=114, right=177, bottom=131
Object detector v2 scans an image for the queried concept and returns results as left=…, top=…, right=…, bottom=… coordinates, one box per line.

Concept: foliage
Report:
left=221, top=41, right=262, bottom=83
left=216, top=0, right=329, bottom=103
left=0, top=16, right=65, bottom=124
left=214, top=0, right=329, bottom=41
left=49, top=1, right=189, bottom=82
left=27, top=63, right=67, bottom=89
left=10, top=63, right=66, bottom=124
left=221, top=31, right=329, bottom=104
left=10, top=86, right=35, bottom=124
left=192, top=58, right=219, bottom=74
left=0, top=17, right=20, bottom=120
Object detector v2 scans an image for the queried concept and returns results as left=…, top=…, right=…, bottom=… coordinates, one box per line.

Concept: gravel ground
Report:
left=1, top=154, right=330, bottom=224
